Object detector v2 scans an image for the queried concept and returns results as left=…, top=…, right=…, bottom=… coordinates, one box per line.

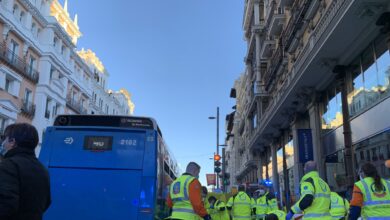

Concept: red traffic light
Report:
left=214, top=154, right=221, bottom=161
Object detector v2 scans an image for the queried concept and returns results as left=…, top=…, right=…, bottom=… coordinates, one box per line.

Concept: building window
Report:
left=45, top=98, right=51, bottom=119
left=348, top=38, right=390, bottom=117
left=321, top=86, right=342, bottom=130
left=61, top=46, right=65, bottom=55
left=49, top=66, right=55, bottom=80
left=31, top=22, right=37, bottom=36
left=5, top=78, right=11, bottom=93
left=53, top=37, right=58, bottom=47
left=105, top=104, right=109, bottom=114
left=12, top=4, right=19, bottom=16
left=28, top=56, right=36, bottom=76
left=354, top=131, right=390, bottom=179
left=24, top=89, right=32, bottom=104
left=8, top=40, right=19, bottom=63
left=19, top=11, right=25, bottom=23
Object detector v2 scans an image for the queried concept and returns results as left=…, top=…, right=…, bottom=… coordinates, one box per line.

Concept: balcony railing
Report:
left=264, top=1, right=276, bottom=31
left=0, top=42, right=39, bottom=84
left=281, top=0, right=311, bottom=51
left=263, top=45, right=285, bottom=90
left=66, top=97, right=87, bottom=114
left=20, top=99, right=36, bottom=118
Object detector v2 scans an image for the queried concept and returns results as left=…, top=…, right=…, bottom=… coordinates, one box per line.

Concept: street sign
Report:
left=206, top=174, right=216, bottom=186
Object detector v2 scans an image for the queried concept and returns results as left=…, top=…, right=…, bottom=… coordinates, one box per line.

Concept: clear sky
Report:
left=62, top=0, right=246, bottom=185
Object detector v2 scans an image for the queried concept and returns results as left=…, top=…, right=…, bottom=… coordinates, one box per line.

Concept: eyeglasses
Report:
left=0, top=135, right=7, bottom=142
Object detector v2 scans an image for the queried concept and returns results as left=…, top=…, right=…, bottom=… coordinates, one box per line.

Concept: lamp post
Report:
left=209, top=107, right=220, bottom=189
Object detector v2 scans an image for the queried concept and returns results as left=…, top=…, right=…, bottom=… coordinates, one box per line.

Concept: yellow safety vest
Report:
left=329, top=192, right=348, bottom=220
left=227, top=191, right=252, bottom=220
left=268, top=198, right=278, bottom=212
left=291, top=171, right=331, bottom=220
left=169, top=174, right=198, bottom=220
left=355, top=177, right=390, bottom=220
left=267, top=209, right=287, bottom=220
left=255, top=194, right=269, bottom=219
left=209, top=200, right=230, bottom=220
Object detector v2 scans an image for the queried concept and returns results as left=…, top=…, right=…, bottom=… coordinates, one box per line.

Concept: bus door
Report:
left=39, top=126, right=157, bottom=220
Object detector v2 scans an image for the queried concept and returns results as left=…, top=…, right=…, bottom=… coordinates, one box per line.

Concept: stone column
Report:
left=291, top=118, right=304, bottom=199
left=271, top=141, right=280, bottom=197
left=2, top=24, right=12, bottom=42
left=333, top=65, right=355, bottom=186
left=258, top=159, right=263, bottom=182
left=308, top=96, right=325, bottom=179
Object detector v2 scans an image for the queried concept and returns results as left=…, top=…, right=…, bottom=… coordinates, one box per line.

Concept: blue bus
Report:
left=39, top=115, right=179, bottom=220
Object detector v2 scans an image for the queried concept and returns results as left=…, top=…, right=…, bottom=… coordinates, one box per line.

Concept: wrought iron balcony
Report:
left=20, top=100, right=36, bottom=118
left=263, top=45, right=287, bottom=91
left=66, top=97, right=87, bottom=114
left=0, top=42, right=39, bottom=84
left=281, top=0, right=312, bottom=52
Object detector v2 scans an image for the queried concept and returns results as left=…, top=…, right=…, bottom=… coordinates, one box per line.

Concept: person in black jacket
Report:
left=0, top=123, right=51, bottom=220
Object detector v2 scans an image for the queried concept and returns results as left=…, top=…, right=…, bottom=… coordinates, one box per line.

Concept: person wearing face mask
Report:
left=0, top=123, right=51, bottom=220
left=348, top=162, right=390, bottom=220
left=286, top=161, right=331, bottom=220
left=254, top=187, right=269, bottom=220
left=167, top=162, right=211, bottom=220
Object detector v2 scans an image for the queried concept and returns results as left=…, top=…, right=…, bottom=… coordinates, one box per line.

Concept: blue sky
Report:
left=63, top=0, right=246, bottom=185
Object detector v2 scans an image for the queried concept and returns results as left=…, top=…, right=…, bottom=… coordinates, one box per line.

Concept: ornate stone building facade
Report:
left=0, top=0, right=135, bottom=154
left=226, top=0, right=390, bottom=207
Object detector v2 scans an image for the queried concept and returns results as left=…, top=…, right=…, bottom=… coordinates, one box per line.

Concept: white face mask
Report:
left=259, top=189, right=265, bottom=196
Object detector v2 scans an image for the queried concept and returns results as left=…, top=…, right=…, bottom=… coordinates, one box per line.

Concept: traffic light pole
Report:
left=222, top=147, right=225, bottom=192
left=216, top=107, right=220, bottom=189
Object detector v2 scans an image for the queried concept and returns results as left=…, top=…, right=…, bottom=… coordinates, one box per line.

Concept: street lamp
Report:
left=209, top=107, right=220, bottom=189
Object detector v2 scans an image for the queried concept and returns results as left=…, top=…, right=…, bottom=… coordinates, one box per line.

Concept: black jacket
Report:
left=0, top=147, right=51, bottom=220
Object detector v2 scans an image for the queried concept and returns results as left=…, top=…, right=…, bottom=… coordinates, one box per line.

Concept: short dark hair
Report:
left=4, top=123, right=39, bottom=150
left=238, top=185, right=246, bottom=191
left=208, top=196, right=217, bottom=203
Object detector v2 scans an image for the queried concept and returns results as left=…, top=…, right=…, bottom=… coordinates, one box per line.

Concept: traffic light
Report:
left=214, top=154, right=221, bottom=174
left=223, top=173, right=230, bottom=186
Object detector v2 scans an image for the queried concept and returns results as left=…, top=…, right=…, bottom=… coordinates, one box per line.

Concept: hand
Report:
left=203, top=214, right=211, bottom=220
left=286, top=211, right=294, bottom=220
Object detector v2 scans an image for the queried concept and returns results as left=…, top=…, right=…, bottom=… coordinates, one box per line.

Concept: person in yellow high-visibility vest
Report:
left=166, top=162, right=211, bottom=220
left=349, top=162, right=390, bottom=220
left=254, top=188, right=269, bottom=220
left=208, top=196, right=230, bottom=220
left=329, top=187, right=349, bottom=220
left=286, top=161, right=331, bottom=220
left=265, top=210, right=286, bottom=220
left=227, top=185, right=253, bottom=220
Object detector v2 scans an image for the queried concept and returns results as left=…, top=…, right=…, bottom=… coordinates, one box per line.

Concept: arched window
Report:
left=31, top=23, right=37, bottom=35
left=13, top=4, right=19, bottom=15
left=19, top=11, right=25, bottom=23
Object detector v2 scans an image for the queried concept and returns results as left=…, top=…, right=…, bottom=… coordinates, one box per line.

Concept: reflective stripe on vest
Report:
left=172, top=207, right=195, bottom=214
left=233, top=216, right=252, bottom=218
left=304, top=213, right=331, bottom=218
left=316, top=193, right=331, bottom=199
